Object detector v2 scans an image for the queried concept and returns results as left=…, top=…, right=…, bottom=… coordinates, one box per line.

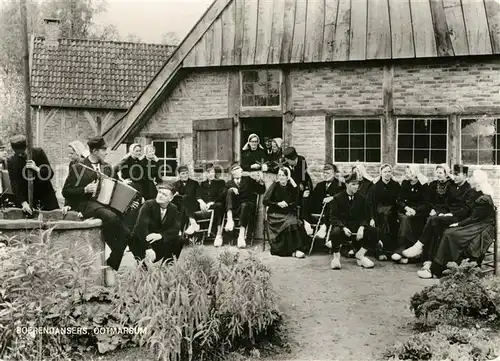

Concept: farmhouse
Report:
left=30, top=18, right=176, bottom=191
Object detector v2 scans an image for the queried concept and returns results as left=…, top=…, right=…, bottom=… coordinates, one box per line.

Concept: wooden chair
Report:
left=187, top=209, right=214, bottom=245
left=222, top=194, right=261, bottom=247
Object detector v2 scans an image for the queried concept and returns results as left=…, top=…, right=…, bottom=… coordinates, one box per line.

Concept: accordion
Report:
left=0, top=170, right=13, bottom=195
left=94, top=176, right=139, bottom=213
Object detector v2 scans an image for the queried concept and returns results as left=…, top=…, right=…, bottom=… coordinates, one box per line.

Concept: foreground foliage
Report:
left=0, top=230, right=286, bottom=361
left=386, top=261, right=500, bottom=361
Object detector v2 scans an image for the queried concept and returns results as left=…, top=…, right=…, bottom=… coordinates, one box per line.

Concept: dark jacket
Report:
left=172, top=178, right=199, bottom=201
left=132, top=200, right=181, bottom=243
left=7, top=148, right=58, bottom=210
left=427, top=179, right=453, bottom=214
left=62, top=157, right=116, bottom=212
left=311, top=179, right=345, bottom=206
left=283, top=155, right=313, bottom=192
left=367, top=179, right=401, bottom=219
left=330, top=190, right=369, bottom=230
left=447, top=181, right=475, bottom=220
left=396, top=180, right=428, bottom=215
left=196, top=179, right=226, bottom=203
left=457, top=193, right=496, bottom=227
left=241, top=148, right=267, bottom=171
left=225, top=176, right=266, bottom=203
left=263, top=181, right=298, bottom=215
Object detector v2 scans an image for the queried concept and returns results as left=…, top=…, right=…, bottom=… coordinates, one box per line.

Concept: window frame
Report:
left=239, top=69, right=283, bottom=110
left=332, top=117, right=383, bottom=163
left=152, top=139, right=179, bottom=177
left=459, top=115, right=500, bottom=166
left=395, top=116, right=449, bottom=165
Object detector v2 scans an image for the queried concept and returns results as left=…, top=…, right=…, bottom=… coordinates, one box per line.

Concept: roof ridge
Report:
left=33, top=36, right=178, bottom=48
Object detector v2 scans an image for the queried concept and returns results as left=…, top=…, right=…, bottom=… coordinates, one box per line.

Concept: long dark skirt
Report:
left=267, top=212, right=303, bottom=257
left=434, top=221, right=495, bottom=267
left=395, top=213, right=427, bottom=254
left=375, top=205, right=399, bottom=251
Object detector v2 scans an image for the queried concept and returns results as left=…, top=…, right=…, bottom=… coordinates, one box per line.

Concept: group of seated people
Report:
left=0, top=133, right=497, bottom=286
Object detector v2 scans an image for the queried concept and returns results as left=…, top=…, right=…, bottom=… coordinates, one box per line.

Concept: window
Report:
left=241, top=70, right=281, bottom=107
left=397, top=118, right=447, bottom=164
left=333, top=118, right=381, bottom=162
left=193, top=118, right=233, bottom=168
left=153, top=140, right=178, bottom=177
left=461, top=117, right=500, bottom=165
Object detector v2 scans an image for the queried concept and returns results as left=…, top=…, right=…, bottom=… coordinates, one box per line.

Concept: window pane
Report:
left=350, top=120, right=364, bottom=134
left=255, top=95, right=267, bottom=106
left=478, top=150, right=495, bottom=165
left=461, top=134, right=478, bottom=150
left=163, top=159, right=178, bottom=177
left=241, top=70, right=281, bottom=107
left=398, top=150, right=412, bottom=163
left=431, top=120, right=447, bottom=134
left=398, top=135, right=413, bottom=149
left=413, top=150, right=430, bottom=164
left=398, top=119, right=413, bottom=133
left=414, top=119, right=430, bottom=134
left=269, top=95, right=280, bottom=106
left=350, top=149, right=364, bottom=162
left=153, top=141, right=165, bottom=158
left=334, top=135, right=349, bottom=148
left=366, top=134, right=381, bottom=147
left=350, top=135, right=364, bottom=148
left=496, top=150, right=500, bottom=165
left=431, top=135, right=447, bottom=150
left=414, top=135, right=430, bottom=149
left=366, top=149, right=380, bottom=162
left=478, top=135, right=495, bottom=149
left=461, top=150, right=477, bottom=164
left=430, top=150, right=446, bottom=164
left=242, top=95, right=255, bottom=107
left=335, top=120, right=349, bottom=133
left=335, top=149, right=348, bottom=162
left=461, top=118, right=477, bottom=133
left=242, top=70, right=258, bottom=83
left=166, top=142, right=177, bottom=158
left=366, top=119, right=380, bottom=133
left=242, top=83, right=254, bottom=95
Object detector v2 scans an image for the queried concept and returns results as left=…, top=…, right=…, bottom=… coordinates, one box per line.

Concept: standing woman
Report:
left=263, top=167, right=305, bottom=258
left=368, top=164, right=401, bottom=258
left=142, top=144, right=161, bottom=200
left=241, top=133, right=267, bottom=172
left=418, top=170, right=496, bottom=279
left=265, top=137, right=283, bottom=173
left=68, top=140, right=90, bottom=164
left=392, top=165, right=429, bottom=263
left=116, top=143, right=145, bottom=196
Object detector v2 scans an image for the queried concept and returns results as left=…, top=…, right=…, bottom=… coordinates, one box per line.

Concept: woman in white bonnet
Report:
left=241, top=133, right=267, bottom=171
left=418, top=169, right=496, bottom=279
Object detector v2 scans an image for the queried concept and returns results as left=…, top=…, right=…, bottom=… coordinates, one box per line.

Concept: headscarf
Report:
left=406, top=164, right=428, bottom=185
left=144, top=144, right=159, bottom=162
left=242, top=133, right=264, bottom=151
left=352, top=162, right=373, bottom=182
left=272, top=137, right=283, bottom=151
left=128, top=143, right=142, bottom=159
left=435, top=163, right=451, bottom=179
left=472, top=169, right=494, bottom=196
left=69, top=140, right=90, bottom=159
left=278, top=166, right=297, bottom=188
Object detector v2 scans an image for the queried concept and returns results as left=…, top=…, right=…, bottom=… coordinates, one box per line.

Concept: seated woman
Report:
left=417, top=170, right=496, bottom=279
left=263, top=167, right=305, bottom=258
left=367, top=164, right=401, bottom=259
left=241, top=133, right=267, bottom=172
left=392, top=165, right=429, bottom=263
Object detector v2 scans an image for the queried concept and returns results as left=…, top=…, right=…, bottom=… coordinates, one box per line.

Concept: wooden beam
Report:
left=393, top=106, right=500, bottom=116
left=197, top=28, right=208, bottom=66
left=325, top=115, right=333, bottom=164
left=294, top=108, right=384, bottom=117
left=333, top=0, right=350, bottom=60
left=484, top=0, right=500, bottom=53
left=291, top=0, right=307, bottom=63
left=282, top=69, right=293, bottom=146
left=349, top=0, right=367, bottom=61
left=462, top=0, right=493, bottom=55
left=268, top=0, right=285, bottom=64
left=382, top=64, right=395, bottom=164
left=193, top=118, right=232, bottom=131
left=410, top=0, right=438, bottom=57
left=280, top=0, right=296, bottom=63
left=228, top=71, right=241, bottom=162
left=233, top=0, right=244, bottom=64
left=255, top=0, right=273, bottom=64
left=449, top=113, right=459, bottom=165
left=443, top=0, right=470, bottom=56
left=240, top=108, right=283, bottom=118
left=221, top=0, right=236, bottom=65
left=304, top=0, right=325, bottom=62
left=388, top=0, right=415, bottom=59
left=42, top=108, right=59, bottom=130
left=429, top=0, right=455, bottom=57
left=211, top=17, right=223, bottom=66
left=366, top=0, right=392, bottom=59
left=322, top=0, right=339, bottom=61
left=83, top=111, right=99, bottom=135
left=242, top=0, right=259, bottom=65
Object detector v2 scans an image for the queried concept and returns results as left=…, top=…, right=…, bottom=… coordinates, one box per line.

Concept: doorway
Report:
left=240, top=117, right=283, bottom=150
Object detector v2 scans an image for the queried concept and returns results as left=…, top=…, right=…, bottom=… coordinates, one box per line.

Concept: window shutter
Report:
left=193, top=118, right=233, bottom=169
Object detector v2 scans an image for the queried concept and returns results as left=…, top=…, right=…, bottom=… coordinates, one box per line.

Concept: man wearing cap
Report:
left=172, top=165, right=200, bottom=235
left=131, top=181, right=183, bottom=265
left=282, top=147, right=313, bottom=209
left=196, top=163, right=226, bottom=246
left=303, top=163, right=345, bottom=241
left=7, top=134, right=59, bottom=214
left=403, top=164, right=480, bottom=263
left=224, top=163, right=266, bottom=248
left=329, top=172, right=378, bottom=269
left=62, top=136, right=136, bottom=286
left=263, top=137, right=273, bottom=158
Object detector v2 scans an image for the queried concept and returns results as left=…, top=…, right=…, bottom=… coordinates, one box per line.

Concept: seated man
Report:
left=224, top=163, right=266, bottom=248
left=196, top=163, right=226, bottom=247
left=7, top=135, right=59, bottom=213
left=329, top=172, right=378, bottom=270
left=131, top=181, right=183, bottom=265
left=172, top=165, right=200, bottom=235
left=282, top=146, right=313, bottom=219
left=403, top=164, right=478, bottom=265
left=62, top=136, right=137, bottom=286
left=303, top=163, right=345, bottom=239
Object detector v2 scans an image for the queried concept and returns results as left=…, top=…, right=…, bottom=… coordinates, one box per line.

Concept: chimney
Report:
left=43, top=18, right=61, bottom=47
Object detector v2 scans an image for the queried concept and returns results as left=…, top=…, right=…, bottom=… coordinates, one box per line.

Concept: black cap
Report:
left=344, top=172, right=360, bottom=184
left=204, top=163, right=215, bottom=172
left=87, top=136, right=107, bottom=151
left=10, top=135, right=27, bottom=150
left=157, top=181, right=175, bottom=192
left=453, top=164, right=469, bottom=175
left=177, top=165, right=189, bottom=173
left=323, top=163, right=338, bottom=172
left=283, top=146, right=298, bottom=160
left=230, top=162, right=242, bottom=172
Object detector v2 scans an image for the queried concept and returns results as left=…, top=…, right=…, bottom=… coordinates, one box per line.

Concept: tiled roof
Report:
left=31, top=37, right=176, bottom=109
